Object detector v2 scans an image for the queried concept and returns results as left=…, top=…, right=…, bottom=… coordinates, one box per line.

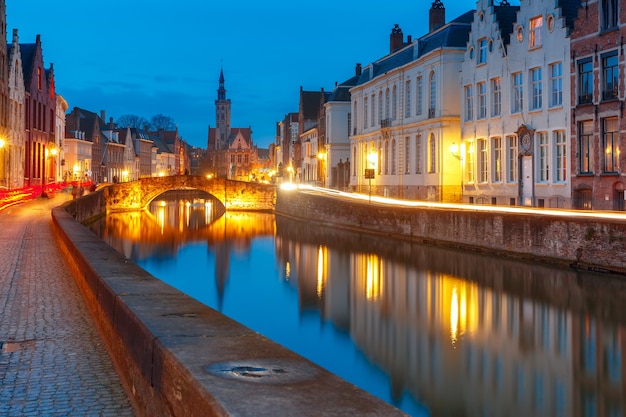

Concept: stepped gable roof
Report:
left=18, top=43, right=36, bottom=85
left=493, top=3, right=520, bottom=47
left=557, top=0, right=582, bottom=30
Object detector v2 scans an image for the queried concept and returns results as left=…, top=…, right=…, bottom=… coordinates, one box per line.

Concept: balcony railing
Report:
left=380, top=118, right=392, bottom=129
left=428, top=108, right=436, bottom=118
left=578, top=93, right=593, bottom=105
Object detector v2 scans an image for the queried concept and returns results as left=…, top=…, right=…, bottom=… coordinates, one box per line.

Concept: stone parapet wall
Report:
left=51, top=203, right=405, bottom=417
left=276, top=190, right=626, bottom=275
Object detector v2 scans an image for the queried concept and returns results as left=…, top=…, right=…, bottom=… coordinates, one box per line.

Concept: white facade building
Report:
left=7, top=28, right=25, bottom=189
left=349, top=3, right=471, bottom=201
left=460, top=0, right=577, bottom=207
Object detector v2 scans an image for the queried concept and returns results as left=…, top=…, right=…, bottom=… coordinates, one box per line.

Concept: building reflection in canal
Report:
left=92, top=192, right=626, bottom=417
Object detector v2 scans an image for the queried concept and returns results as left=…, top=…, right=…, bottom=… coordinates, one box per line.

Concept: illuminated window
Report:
left=492, top=137, right=502, bottom=183
left=428, top=133, right=436, bottom=173
left=554, top=130, right=567, bottom=182
left=603, top=117, right=618, bottom=173
left=529, top=15, right=542, bottom=48
left=477, top=139, right=487, bottom=183
left=466, top=141, right=474, bottom=183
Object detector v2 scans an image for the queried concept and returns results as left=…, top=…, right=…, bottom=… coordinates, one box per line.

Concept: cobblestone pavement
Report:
left=0, top=194, right=135, bottom=416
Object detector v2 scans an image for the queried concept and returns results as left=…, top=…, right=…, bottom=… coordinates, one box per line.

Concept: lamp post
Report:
left=317, top=150, right=327, bottom=187
left=365, top=149, right=378, bottom=203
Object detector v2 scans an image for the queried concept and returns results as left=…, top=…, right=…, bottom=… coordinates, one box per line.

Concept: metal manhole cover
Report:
left=205, top=359, right=318, bottom=384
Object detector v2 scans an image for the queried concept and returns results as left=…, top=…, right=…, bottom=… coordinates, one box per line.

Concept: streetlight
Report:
left=317, top=150, right=327, bottom=187
left=365, top=149, right=378, bottom=202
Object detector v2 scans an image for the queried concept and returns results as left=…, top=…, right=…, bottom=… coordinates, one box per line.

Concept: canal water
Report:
left=90, top=191, right=626, bottom=417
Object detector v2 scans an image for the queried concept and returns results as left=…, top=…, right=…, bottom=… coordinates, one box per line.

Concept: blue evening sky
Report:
left=7, top=1, right=515, bottom=149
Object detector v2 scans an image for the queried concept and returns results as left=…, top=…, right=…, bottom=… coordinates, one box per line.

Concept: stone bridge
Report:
left=101, top=175, right=276, bottom=212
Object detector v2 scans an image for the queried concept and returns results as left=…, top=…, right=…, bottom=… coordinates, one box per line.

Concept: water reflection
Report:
left=92, top=195, right=626, bottom=417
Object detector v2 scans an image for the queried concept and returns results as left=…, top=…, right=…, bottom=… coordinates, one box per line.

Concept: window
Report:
left=491, top=77, right=501, bottom=116
left=554, top=130, right=567, bottom=182
left=579, top=120, right=593, bottom=174
left=478, top=82, right=487, bottom=119
left=601, top=0, right=618, bottom=31
left=492, top=137, right=502, bottom=183
left=385, top=88, right=390, bottom=119
left=415, top=134, right=422, bottom=174
left=602, top=51, right=619, bottom=100
left=363, top=97, right=368, bottom=129
left=578, top=58, right=593, bottom=104
left=506, top=135, right=517, bottom=183
left=466, top=141, right=474, bottom=183
left=550, top=62, right=563, bottom=107
left=538, top=132, right=549, bottom=182
left=371, top=94, right=376, bottom=127
left=512, top=72, right=523, bottom=113
left=465, top=85, right=474, bottom=121
left=405, top=80, right=411, bottom=117
left=478, top=38, right=488, bottom=64
left=428, top=133, right=436, bottom=173
left=405, top=137, right=410, bottom=174
left=530, top=67, right=542, bottom=110
left=416, top=76, right=423, bottom=115
left=378, top=92, right=383, bottom=124
left=603, top=117, right=618, bottom=173
left=384, top=140, right=389, bottom=174
left=353, top=101, right=357, bottom=134
left=529, top=16, right=543, bottom=48
left=429, top=71, right=436, bottom=117
left=392, top=85, right=397, bottom=119
left=391, top=139, right=396, bottom=174
left=478, top=139, right=488, bottom=183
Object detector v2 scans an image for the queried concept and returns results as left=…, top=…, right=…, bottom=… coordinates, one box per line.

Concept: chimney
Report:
left=407, top=35, right=412, bottom=43
left=356, top=63, right=362, bottom=76
left=429, top=0, right=445, bottom=32
left=390, top=24, right=403, bottom=53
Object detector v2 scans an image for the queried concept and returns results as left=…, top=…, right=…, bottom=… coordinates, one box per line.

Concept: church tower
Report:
left=215, top=67, right=231, bottom=150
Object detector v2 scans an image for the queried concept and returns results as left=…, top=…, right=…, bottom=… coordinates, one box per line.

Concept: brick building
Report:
left=571, top=0, right=626, bottom=210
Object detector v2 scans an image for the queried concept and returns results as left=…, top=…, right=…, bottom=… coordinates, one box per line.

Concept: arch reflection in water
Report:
left=92, top=206, right=626, bottom=417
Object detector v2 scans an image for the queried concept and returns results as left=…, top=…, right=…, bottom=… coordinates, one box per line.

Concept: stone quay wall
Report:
left=51, top=202, right=405, bottom=417
left=275, top=190, right=626, bottom=275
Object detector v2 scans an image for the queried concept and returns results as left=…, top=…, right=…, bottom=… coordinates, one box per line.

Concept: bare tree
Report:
left=116, top=114, right=149, bottom=129
left=150, top=114, right=176, bottom=131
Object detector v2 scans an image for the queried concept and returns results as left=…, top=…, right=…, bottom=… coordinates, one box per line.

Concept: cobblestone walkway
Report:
left=0, top=195, right=135, bottom=416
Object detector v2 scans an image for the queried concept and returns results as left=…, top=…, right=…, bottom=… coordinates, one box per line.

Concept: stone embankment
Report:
left=51, top=189, right=406, bottom=417
left=275, top=189, right=626, bottom=275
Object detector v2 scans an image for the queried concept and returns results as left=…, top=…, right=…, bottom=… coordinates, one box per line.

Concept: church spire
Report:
left=217, top=66, right=226, bottom=100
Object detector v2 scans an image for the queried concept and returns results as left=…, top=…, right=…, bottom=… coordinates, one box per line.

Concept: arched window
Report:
left=385, top=88, right=390, bottom=119
left=352, top=146, right=357, bottom=176
left=428, top=133, right=436, bottom=173
left=384, top=140, right=389, bottom=174
left=391, top=139, right=396, bottom=174
left=429, top=71, right=436, bottom=117
left=392, top=85, right=397, bottom=119
left=405, top=137, right=410, bottom=174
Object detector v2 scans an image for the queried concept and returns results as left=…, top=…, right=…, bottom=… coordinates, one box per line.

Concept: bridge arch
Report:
left=102, top=176, right=276, bottom=213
